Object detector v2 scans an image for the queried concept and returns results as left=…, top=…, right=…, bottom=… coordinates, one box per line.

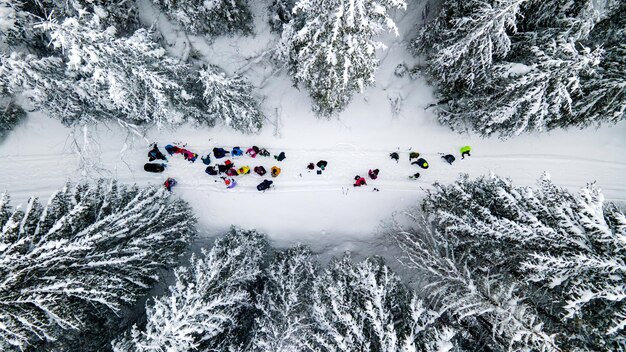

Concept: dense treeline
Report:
left=0, top=180, right=195, bottom=351
left=414, top=0, right=625, bottom=137
left=0, top=0, right=263, bottom=133
left=393, top=173, right=626, bottom=351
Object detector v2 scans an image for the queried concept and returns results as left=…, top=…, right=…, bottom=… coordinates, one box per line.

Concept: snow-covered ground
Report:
left=1, top=0, right=625, bottom=257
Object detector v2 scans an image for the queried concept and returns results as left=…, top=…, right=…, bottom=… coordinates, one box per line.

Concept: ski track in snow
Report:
left=1, top=0, right=625, bottom=257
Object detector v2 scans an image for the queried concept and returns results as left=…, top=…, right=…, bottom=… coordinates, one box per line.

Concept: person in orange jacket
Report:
left=271, top=166, right=281, bottom=177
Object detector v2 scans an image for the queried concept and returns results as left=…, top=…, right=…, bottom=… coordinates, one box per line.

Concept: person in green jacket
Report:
left=460, top=145, right=472, bottom=159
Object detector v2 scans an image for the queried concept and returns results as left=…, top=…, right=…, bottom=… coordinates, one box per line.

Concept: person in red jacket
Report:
left=164, top=177, right=177, bottom=191
left=353, top=175, right=367, bottom=187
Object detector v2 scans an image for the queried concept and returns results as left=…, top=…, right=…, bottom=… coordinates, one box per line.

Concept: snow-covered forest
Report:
left=0, top=0, right=624, bottom=351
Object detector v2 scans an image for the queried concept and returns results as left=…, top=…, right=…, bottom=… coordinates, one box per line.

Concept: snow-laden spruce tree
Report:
left=153, top=0, right=253, bottom=36
left=413, top=0, right=526, bottom=91
left=440, top=34, right=602, bottom=137
left=34, top=15, right=206, bottom=127
left=249, top=246, right=316, bottom=351
left=281, top=0, right=406, bottom=116
left=268, top=0, right=295, bottom=32
left=419, top=173, right=626, bottom=350
left=29, top=0, right=139, bottom=34
left=415, top=0, right=625, bottom=137
left=575, top=2, right=626, bottom=127
left=197, top=65, right=264, bottom=133
left=310, top=255, right=458, bottom=351
left=0, top=0, right=33, bottom=47
left=0, top=99, right=25, bottom=136
left=392, top=216, right=560, bottom=351
left=113, top=228, right=266, bottom=352
left=0, top=180, right=195, bottom=351
left=0, top=52, right=80, bottom=125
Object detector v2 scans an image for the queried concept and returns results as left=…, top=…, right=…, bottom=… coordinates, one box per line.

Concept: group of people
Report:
left=306, top=160, right=328, bottom=175
left=144, top=142, right=473, bottom=192
left=204, top=146, right=285, bottom=191
left=143, top=143, right=287, bottom=192
left=389, top=145, right=472, bottom=180
left=143, top=144, right=178, bottom=191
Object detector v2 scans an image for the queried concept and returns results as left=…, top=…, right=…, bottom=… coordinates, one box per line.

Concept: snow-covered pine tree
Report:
left=420, top=173, right=626, bottom=350
left=309, top=255, right=458, bottom=351
left=249, top=246, right=316, bottom=351
left=391, top=216, right=560, bottom=351
left=415, top=0, right=624, bottom=136
left=196, top=65, right=264, bottom=133
left=268, top=0, right=295, bottom=32
left=440, top=34, right=602, bottom=137
left=34, top=15, right=207, bottom=127
left=0, top=180, right=196, bottom=351
left=153, top=0, right=253, bottom=37
left=574, top=2, right=626, bottom=127
left=28, top=0, right=139, bottom=34
left=281, top=0, right=406, bottom=116
left=0, top=0, right=31, bottom=47
left=113, top=228, right=266, bottom=352
left=413, top=0, right=526, bottom=91
left=0, top=52, right=81, bottom=125
left=0, top=99, right=25, bottom=136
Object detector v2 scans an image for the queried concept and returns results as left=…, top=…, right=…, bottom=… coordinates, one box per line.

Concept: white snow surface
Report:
left=1, top=1, right=625, bottom=255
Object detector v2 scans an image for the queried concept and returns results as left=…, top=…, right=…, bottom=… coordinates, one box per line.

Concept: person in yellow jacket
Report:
left=238, top=166, right=250, bottom=175
left=460, top=145, right=471, bottom=159
left=271, top=166, right=281, bottom=177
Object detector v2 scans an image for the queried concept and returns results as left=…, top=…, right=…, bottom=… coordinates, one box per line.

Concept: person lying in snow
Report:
left=217, top=160, right=234, bottom=173
left=148, top=144, right=167, bottom=161
left=258, top=148, right=270, bottom=157
left=182, top=149, right=198, bottom=162
left=222, top=177, right=237, bottom=189
left=409, top=151, right=420, bottom=161
left=354, top=175, right=367, bottom=187
left=460, top=145, right=471, bottom=159
left=389, top=152, right=399, bottom=163
left=409, top=172, right=420, bottom=180
left=442, top=154, right=456, bottom=165
left=254, top=166, right=267, bottom=176
left=231, top=146, right=244, bottom=157
left=412, top=158, right=429, bottom=169
left=144, top=163, right=166, bottom=173
left=257, top=179, right=273, bottom=191
left=164, top=177, right=177, bottom=191
left=213, top=147, right=229, bottom=159
left=316, top=160, right=328, bottom=170
left=205, top=166, right=218, bottom=175
left=274, top=151, right=286, bottom=161
left=368, top=169, right=379, bottom=180
left=201, top=154, right=211, bottom=165
left=165, top=144, right=181, bottom=155
left=225, top=168, right=239, bottom=177
left=271, top=166, right=281, bottom=177
left=307, top=163, right=315, bottom=170
left=246, top=146, right=260, bottom=158
left=238, top=166, right=250, bottom=175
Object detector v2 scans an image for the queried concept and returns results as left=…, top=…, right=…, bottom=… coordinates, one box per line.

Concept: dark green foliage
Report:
left=417, top=173, right=626, bottom=350
left=0, top=99, right=25, bottom=136
left=0, top=180, right=196, bottom=351
left=415, top=0, right=625, bottom=137
left=268, top=0, right=295, bottom=32
left=154, top=0, right=253, bottom=37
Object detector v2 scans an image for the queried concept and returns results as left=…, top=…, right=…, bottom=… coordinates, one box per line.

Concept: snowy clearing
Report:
left=1, top=0, right=625, bottom=253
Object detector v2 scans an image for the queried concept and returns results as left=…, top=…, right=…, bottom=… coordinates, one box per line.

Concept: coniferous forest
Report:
left=0, top=0, right=624, bottom=351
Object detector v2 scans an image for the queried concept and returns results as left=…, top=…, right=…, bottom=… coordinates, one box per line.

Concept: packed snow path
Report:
left=1, top=113, right=625, bottom=251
